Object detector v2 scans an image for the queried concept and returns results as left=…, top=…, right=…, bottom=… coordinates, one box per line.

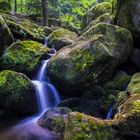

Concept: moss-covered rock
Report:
left=38, top=107, right=72, bottom=134
left=0, top=40, right=50, bottom=75
left=82, top=2, right=112, bottom=29
left=0, top=70, right=37, bottom=114
left=112, top=0, right=140, bottom=38
left=0, top=14, right=14, bottom=56
left=83, top=13, right=114, bottom=33
left=128, top=72, right=140, bottom=94
left=0, top=0, right=11, bottom=13
left=103, top=71, right=131, bottom=91
left=48, top=23, right=133, bottom=92
left=64, top=112, right=118, bottom=140
left=114, top=94, right=140, bottom=136
left=48, top=28, right=78, bottom=50
left=2, top=14, right=46, bottom=42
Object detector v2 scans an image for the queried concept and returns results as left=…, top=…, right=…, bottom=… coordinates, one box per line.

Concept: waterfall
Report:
left=31, top=39, right=60, bottom=114
left=106, top=106, right=113, bottom=120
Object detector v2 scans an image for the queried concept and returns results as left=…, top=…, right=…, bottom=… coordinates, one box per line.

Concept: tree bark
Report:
left=11, top=0, right=17, bottom=15
left=42, top=0, right=48, bottom=26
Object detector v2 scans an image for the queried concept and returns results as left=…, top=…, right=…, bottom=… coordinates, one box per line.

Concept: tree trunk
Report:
left=42, top=0, right=48, bottom=26
left=11, top=0, right=17, bottom=15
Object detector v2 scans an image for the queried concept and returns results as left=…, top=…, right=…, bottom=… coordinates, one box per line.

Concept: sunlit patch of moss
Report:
left=48, top=28, right=78, bottom=50
left=128, top=73, right=140, bottom=94
left=64, top=112, right=117, bottom=140
left=1, top=40, right=49, bottom=75
left=114, top=94, right=140, bottom=135
left=2, top=14, right=46, bottom=41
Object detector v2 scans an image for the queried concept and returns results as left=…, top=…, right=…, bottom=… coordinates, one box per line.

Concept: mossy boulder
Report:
left=128, top=72, right=140, bottom=94
left=0, top=70, right=37, bottom=114
left=38, top=107, right=72, bottom=134
left=48, top=28, right=78, bottom=50
left=83, top=13, right=114, bottom=33
left=112, top=0, right=140, bottom=38
left=82, top=2, right=112, bottom=29
left=64, top=112, right=118, bottom=140
left=0, top=40, right=50, bottom=75
left=0, top=0, right=11, bottom=13
left=114, top=94, right=140, bottom=136
left=2, top=14, right=46, bottom=42
left=103, top=71, right=131, bottom=91
left=48, top=23, right=132, bottom=92
left=0, top=14, right=14, bottom=56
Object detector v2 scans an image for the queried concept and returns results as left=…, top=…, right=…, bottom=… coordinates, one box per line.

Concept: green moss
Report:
left=64, top=112, right=117, bottom=140
left=71, top=48, right=94, bottom=72
left=1, top=40, right=49, bottom=75
left=82, top=2, right=112, bottom=29
left=83, top=13, right=114, bottom=33
left=114, top=94, right=140, bottom=134
left=128, top=73, right=140, bottom=94
left=48, top=28, right=77, bottom=50
left=2, top=14, right=46, bottom=41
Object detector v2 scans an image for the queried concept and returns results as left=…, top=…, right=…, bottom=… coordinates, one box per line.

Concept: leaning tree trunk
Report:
left=42, top=0, right=48, bottom=26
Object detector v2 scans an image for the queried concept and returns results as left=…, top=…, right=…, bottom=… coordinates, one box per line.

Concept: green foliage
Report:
left=12, top=0, right=112, bottom=29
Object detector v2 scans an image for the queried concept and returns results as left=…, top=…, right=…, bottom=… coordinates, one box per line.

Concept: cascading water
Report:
left=32, top=39, right=60, bottom=114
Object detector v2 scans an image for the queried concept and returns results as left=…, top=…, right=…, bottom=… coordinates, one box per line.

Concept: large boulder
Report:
left=114, top=94, right=140, bottom=136
left=64, top=112, right=118, bottom=140
left=82, top=2, right=112, bottom=29
left=48, top=23, right=133, bottom=92
left=112, top=0, right=140, bottom=38
left=48, top=28, right=78, bottom=50
left=2, top=14, right=46, bottom=42
left=0, top=40, right=50, bottom=75
left=0, top=14, right=14, bottom=56
left=38, top=107, right=71, bottom=134
left=0, top=0, right=11, bottom=13
left=0, top=70, right=37, bottom=114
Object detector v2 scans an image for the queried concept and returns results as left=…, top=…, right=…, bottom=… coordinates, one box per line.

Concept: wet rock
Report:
left=38, top=107, right=72, bottom=134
